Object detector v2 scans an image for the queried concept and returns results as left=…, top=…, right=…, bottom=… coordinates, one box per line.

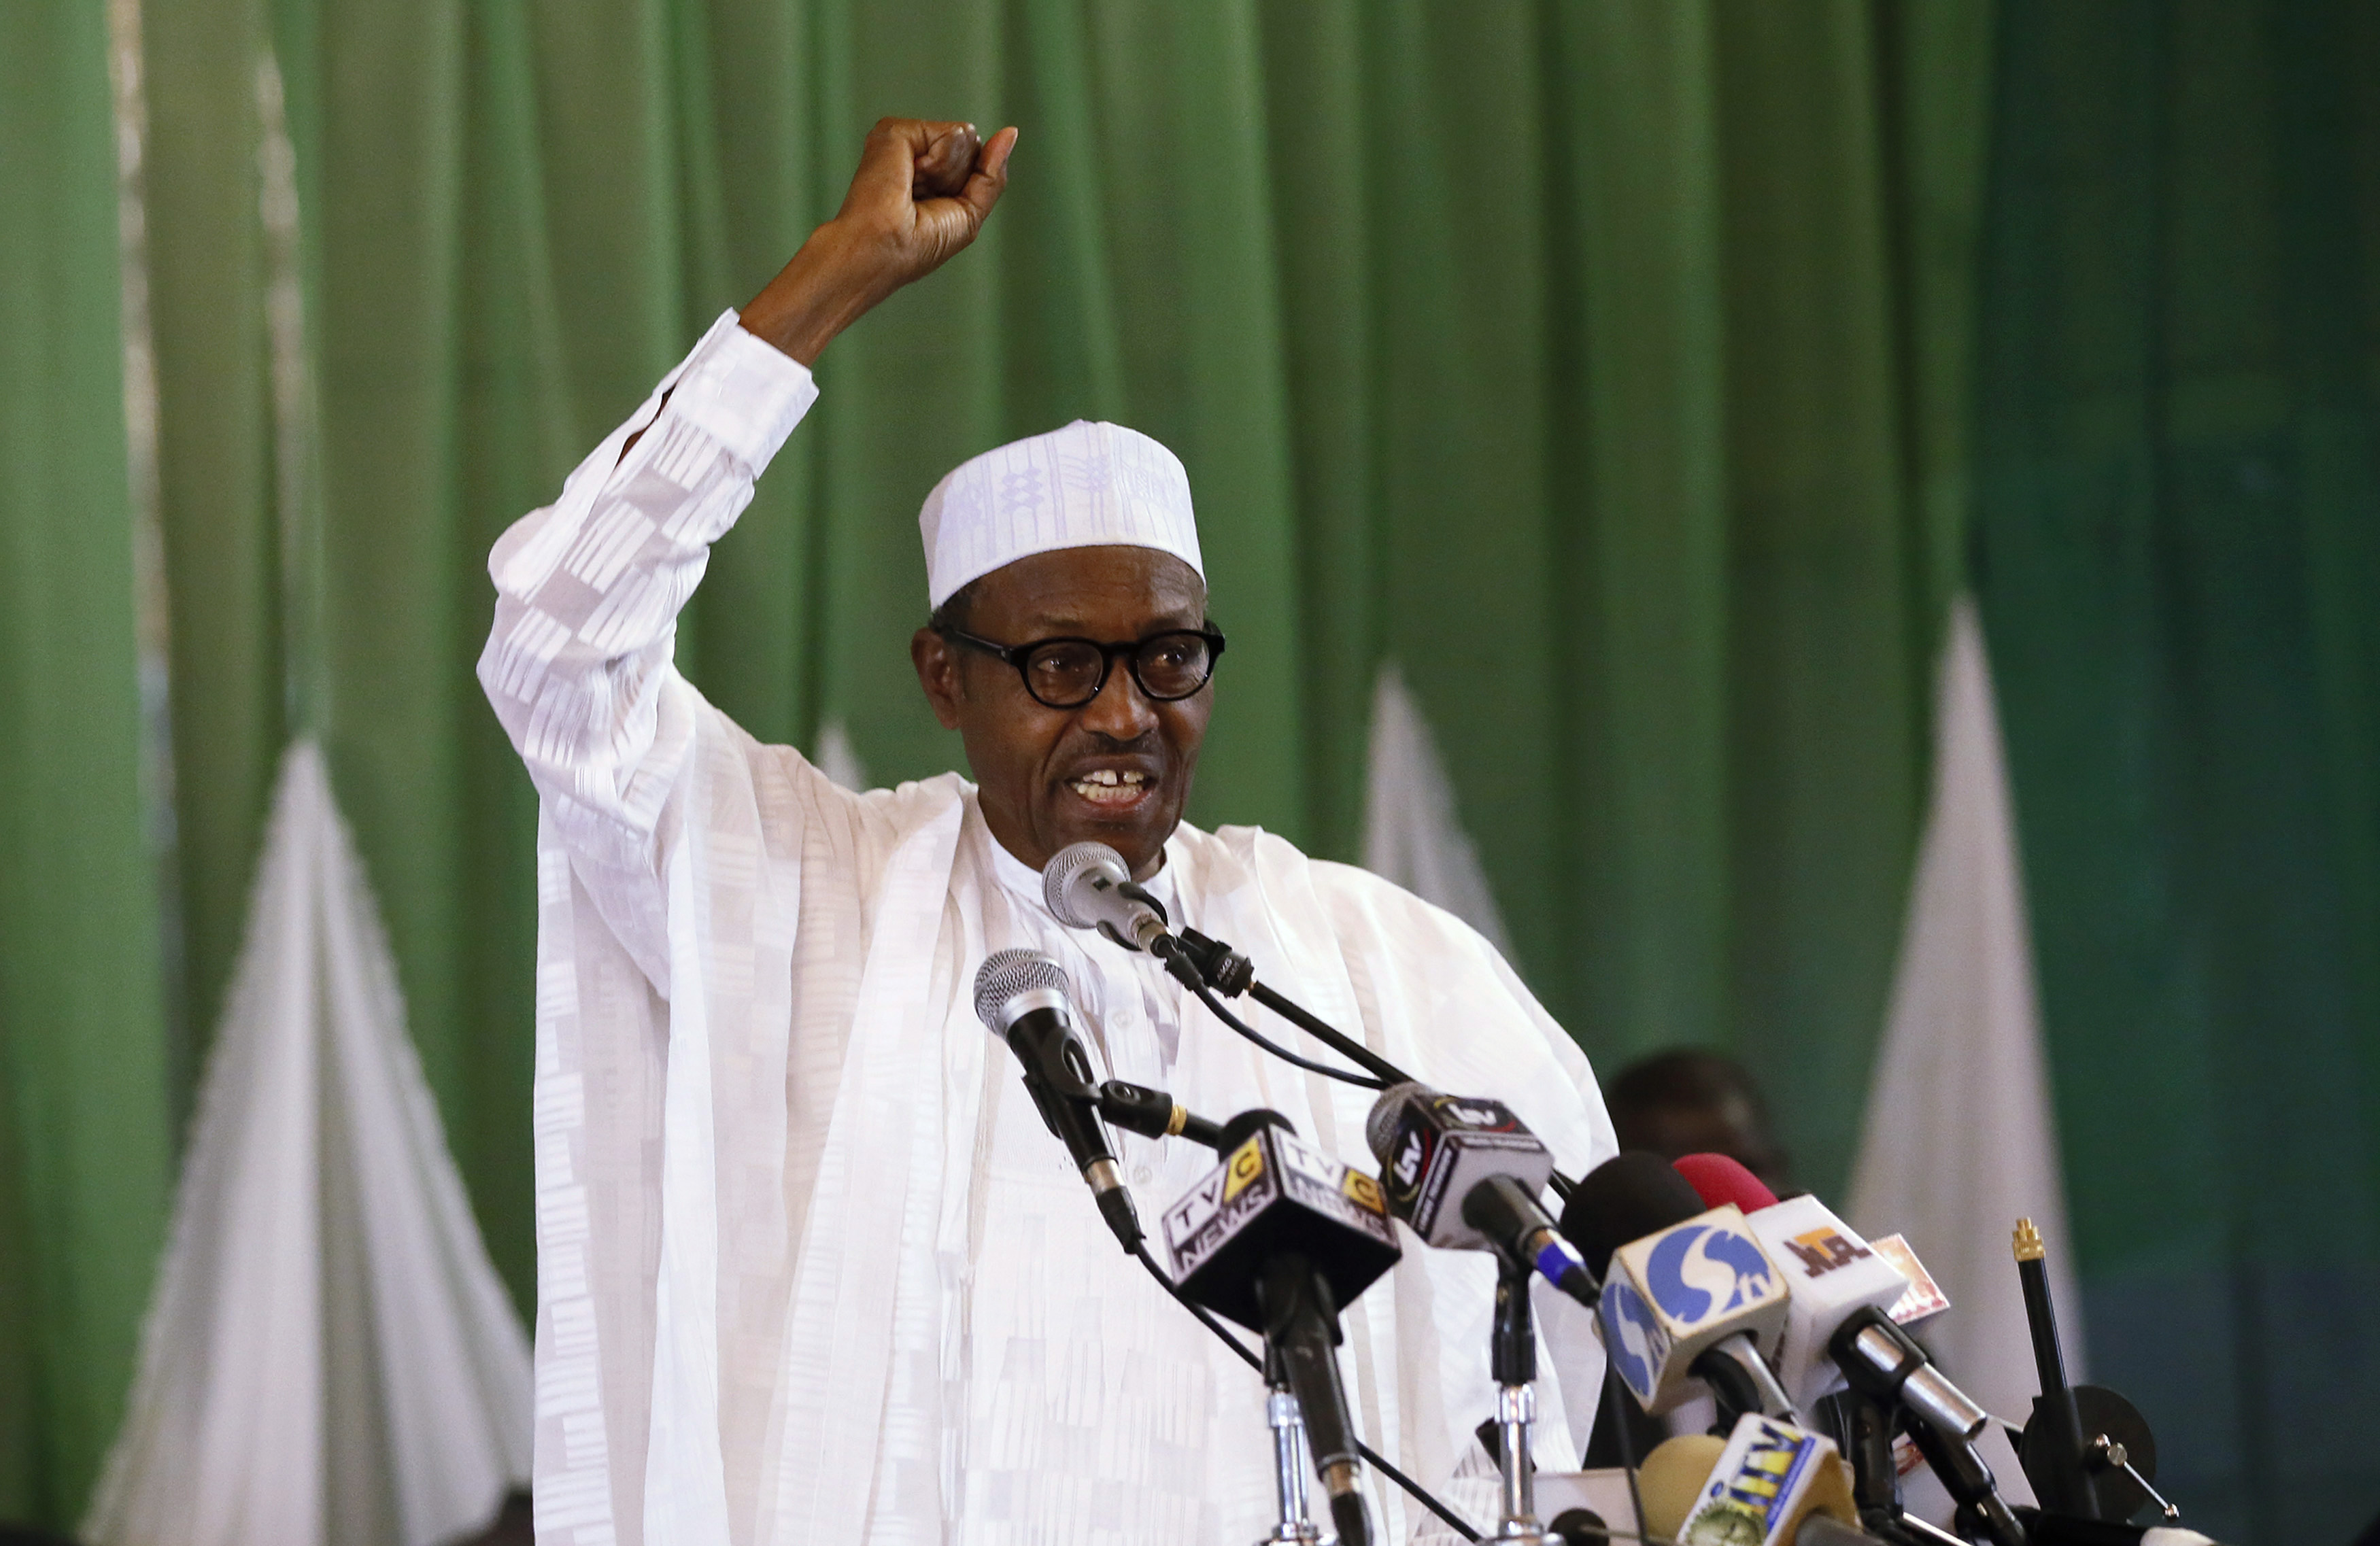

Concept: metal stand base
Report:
left=1491, top=1257, right=1548, bottom=1545
left=1259, top=1389, right=1325, bottom=1546
left=1492, top=1381, right=1548, bottom=1545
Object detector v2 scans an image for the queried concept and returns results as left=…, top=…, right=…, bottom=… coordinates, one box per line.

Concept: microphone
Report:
left=971, top=949, right=1140, bottom=1250
left=1826, top=1306, right=1990, bottom=1444
left=1159, top=1109, right=1400, bottom=1546
left=1671, top=1158, right=1920, bottom=1418
left=1639, top=1415, right=1866, bottom=1546
left=1559, top=1153, right=1796, bottom=1420
left=1044, top=840, right=1172, bottom=952
left=1674, top=1151, right=1780, bottom=1213
left=1363, top=1083, right=1597, bottom=1305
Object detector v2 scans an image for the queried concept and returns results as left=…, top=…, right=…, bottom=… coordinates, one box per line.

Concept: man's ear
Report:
left=912, top=627, right=965, bottom=729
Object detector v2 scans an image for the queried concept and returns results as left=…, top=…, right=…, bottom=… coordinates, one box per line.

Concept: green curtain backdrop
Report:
left=147, top=0, right=1986, bottom=1305
left=0, top=3, right=174, bottom=1526
left=7, top=0, right=2009, bottom=1532
left=1975, top=3, right=2380, bottom=1539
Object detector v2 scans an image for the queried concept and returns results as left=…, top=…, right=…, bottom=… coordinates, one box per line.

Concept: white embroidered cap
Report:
left=918, top=419, right=1203, bottom=609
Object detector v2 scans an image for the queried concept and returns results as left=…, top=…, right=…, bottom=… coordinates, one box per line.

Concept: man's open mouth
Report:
left=1066, top=768, right=1151, bottom=806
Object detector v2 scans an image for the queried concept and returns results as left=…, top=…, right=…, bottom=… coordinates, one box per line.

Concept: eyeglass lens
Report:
left=1025, top=633, right=1214, bottom=707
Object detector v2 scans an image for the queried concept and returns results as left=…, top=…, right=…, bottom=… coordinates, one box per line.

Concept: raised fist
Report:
left=742, top=118, right=1019, bottom=365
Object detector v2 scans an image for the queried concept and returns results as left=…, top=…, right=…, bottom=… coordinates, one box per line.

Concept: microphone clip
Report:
left=1171, top=927, right=1255, bottom=996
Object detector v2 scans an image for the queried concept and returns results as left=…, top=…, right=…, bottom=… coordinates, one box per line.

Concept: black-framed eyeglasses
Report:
left=937, top=624, right=1228, bottom=710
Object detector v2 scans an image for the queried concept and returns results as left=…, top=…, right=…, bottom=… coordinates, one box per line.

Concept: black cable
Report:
left=1154, top=938, right=1387, bottom=1089
left=1131, top=1243, right=1480, bottom=1542
left=1246, top=979, right=1412, bottom=1087
left=1602, top=1361, right=1651, bottom=1546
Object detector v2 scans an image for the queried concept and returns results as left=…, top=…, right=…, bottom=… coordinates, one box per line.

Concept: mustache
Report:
left=1068, top=729, right=1162, bottom=758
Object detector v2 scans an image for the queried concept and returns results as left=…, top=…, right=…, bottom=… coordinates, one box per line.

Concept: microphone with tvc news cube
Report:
left=1363, top=1083, right=1597, bottom=1305
left=1160, top=1109, right=1401, bottom=1546
left=1559, top=1153, right=1797, bottom=1423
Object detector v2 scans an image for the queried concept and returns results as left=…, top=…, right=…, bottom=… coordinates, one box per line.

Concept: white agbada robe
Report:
left=479, top=312, right=1620, bottom=1546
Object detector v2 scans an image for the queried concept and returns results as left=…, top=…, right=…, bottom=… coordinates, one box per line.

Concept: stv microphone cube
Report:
left=1160, top=1124, right=1401, bottom=1333
left=1597, top=1203, right=1790, bottom=1415
left=1743, top=1196, right=1915, bottom=1415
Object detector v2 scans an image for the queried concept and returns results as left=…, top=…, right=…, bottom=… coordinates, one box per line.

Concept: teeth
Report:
left=1069, top=770, right=1148, bottom=803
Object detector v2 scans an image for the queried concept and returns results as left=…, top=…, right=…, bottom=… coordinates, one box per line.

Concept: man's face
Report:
left=911, top=545, right=1211, bottom=879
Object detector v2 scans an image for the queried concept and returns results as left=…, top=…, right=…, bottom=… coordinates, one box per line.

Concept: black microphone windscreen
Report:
left=1559, top=1150, right=1707, bottom=1278
left=1216, top=1107, right=1293, bottom=1153
left=1363, top=1081, right=1429, bottom=1162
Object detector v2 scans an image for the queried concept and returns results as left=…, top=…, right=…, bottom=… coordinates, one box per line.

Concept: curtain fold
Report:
left=0, top=3, right=173, bottom=1524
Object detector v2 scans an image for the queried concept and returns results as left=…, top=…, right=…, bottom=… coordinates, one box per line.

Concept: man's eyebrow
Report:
left=1023, top=606, right=1207, bottom=634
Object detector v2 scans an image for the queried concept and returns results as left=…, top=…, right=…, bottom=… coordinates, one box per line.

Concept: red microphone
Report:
left=1673, top=1152, right=1779, bottom=1214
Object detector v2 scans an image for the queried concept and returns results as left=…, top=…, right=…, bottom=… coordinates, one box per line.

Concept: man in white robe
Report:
left=479, top=117, right=1618, bottom=1546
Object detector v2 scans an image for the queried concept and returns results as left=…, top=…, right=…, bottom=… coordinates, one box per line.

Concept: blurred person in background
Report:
left=1605, top=1047, right=1790, bottom=1196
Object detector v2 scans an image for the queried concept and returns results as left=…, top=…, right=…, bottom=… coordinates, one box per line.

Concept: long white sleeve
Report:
left=477, top=310, right=818, bottom=982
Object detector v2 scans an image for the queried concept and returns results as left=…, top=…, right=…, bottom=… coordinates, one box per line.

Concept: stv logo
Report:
left=1645, top=1223, right=1775, bottom=1325
left=1599, top=1278, right=1669, bottom=1402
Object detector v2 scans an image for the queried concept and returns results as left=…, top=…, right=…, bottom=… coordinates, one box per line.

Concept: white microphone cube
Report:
left=1744, top=1195, right=1913, bottom=1413
left=1596, top=1203, right=1790, bottom=1415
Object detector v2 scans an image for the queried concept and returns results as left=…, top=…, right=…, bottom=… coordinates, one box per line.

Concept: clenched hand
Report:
left=741, top=118, right=1019, bottom=366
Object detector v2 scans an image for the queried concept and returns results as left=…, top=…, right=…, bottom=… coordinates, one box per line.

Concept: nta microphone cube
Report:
left=1743, top=1195, right=1915, bottom=1415
left=1161, top=1125, right=1400, bottom=1333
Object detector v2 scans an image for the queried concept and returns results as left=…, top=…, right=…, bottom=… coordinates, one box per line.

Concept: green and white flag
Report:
left=85, top=743, right=530, bottom=1546
left=1850, top=598, right=2082, bottom=1424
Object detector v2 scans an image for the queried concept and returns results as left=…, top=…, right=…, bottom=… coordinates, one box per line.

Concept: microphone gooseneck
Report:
left=2015, top=1217, right=2101, bottom=1519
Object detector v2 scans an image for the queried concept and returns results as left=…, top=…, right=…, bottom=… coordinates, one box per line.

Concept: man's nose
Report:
left=1078, top=655, right=1159, bottom=739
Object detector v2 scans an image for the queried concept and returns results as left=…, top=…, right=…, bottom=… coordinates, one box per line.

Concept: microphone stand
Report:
left=1261, top=1343, right=1324, bottom=1546
left=1490, top=1256, right=1549, bottom=1545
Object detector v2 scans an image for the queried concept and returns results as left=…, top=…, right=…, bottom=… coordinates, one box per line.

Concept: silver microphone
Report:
left=1042, top=840, right=1170, bottom=952
left=972, top=948, right=1140, bottom=1249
